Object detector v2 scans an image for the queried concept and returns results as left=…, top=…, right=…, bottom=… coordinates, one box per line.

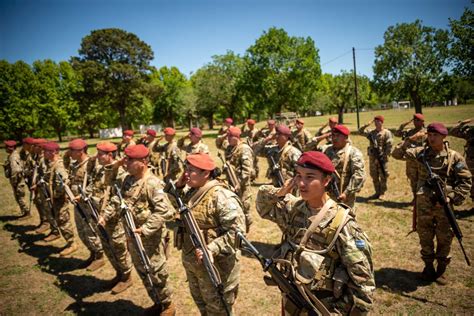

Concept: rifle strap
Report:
left=297, top=283, right=332, bottom=316
left=188, top=179, right=222, bottom=209
left=298, top=198, right=336, bottom=248
left=339, top=144, right=351, bottom=193
left=279, top=142, right=293, bottom=164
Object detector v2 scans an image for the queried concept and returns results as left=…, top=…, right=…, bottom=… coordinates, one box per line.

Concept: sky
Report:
left=0, top=0, right=470, bottom=79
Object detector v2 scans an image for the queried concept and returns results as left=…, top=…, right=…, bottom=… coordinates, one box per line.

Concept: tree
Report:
left=449, top=8, right=473, bottom=79
left=373, top=20, right=449, bottom=113
left=72, top=28, right=153, bottom=130
left=243, top=27, right=321, bottom=115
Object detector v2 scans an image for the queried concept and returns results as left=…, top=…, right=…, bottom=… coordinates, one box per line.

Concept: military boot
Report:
left=60, top=242, right=78, bottom=257
left=435, top=257, right=451, bottom=286
left=111, top=273, right=133, bottom=294
left=42, top=232, right=61, bottom=243
left=160, top=302, right=177, bottom=316
left=86, top=252, right=105, bottom=272
left=142, top=303, right=162, bottom=316
left=35, top=222, right=50, bottom=234
left=420, top=261, right=436, bottom=281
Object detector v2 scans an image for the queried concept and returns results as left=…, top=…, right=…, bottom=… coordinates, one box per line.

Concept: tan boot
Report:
left=435, top=258, right=450, bottom=286
left=86, top=253, right=105, bottom=272
left=111, top=273, right=133, bottom=294
left=60, top=242, right=78, bottom=257
left=35, top=222, right=50, bottom=234
left=42, top=233, right=61, bottom=243
left=160, top=302, right=176, bottom=316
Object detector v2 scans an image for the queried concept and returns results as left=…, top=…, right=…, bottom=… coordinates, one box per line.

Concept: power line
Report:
left=321, top=50, right=352, bottom=66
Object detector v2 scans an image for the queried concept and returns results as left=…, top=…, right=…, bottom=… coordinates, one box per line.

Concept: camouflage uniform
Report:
left=241, top=125, right=259, bottom=146
left=322, top=143, right=366, bottom=208
left=104, top=170, right=175, bottom=306
left=395, top=125, right=427, bottom=196
left=153, top=140, right=183, bottom=183
left=140, top=138, right=160, bottom=171
left=292, top=127, right=312, bottom=152
left=176, top=180, right=246, bottom=315
left=392, top=142, right=472, bottom=270
left=117, top=139, right=136, bottom=158
left=449, top=123, right=474, bottom=199
left=31, top=154, right=49, bottom=226
left=177, top=138, right=210, bottom=156
left=256, top=187, right=375, bottom=314
left=255, top=127, right=277, bottom=145
left=359, top=125, right=393, bottom=196
left=216, top=125, right=230, bottom=150
left=4, top=149, right=29, bottom=215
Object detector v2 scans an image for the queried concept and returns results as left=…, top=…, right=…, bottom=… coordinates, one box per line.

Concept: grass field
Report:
left=1, top=105, right=473, bottom=315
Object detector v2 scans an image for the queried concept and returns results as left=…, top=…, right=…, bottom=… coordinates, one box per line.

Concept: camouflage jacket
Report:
left=255, top=127, right=277, bottom=145
left=153, top=140, right=183, bottom=177
left=240, top=126, right=259, bottom=146
left=224, top=141, right=254, bottom=185
left=255, top=141, right=302, bottom=182
left=291, top=128, right=313, bottom=152
left=359, top=125, right=393, bottom=158
left=46, top=158, right=68, bottom=201
left=4, top=149, right=23, bottom=183
left=450, top=124, right=474, bottom=161
left=68, top=157, right=95, bottom=196
left=177, top=138, right=210, bottom=156
left=216, top=125, right=231, bottom=150
left=117, top=139, right=136, bottom=157
left=256, top=186, right=375, bottom=313
left=392, top=142, right=472, bottom=205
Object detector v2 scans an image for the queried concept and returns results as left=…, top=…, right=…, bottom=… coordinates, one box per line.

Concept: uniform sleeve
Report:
left=53, top=163, right=69, bottom=198
left=256, top=185, right=298, bottom=230
left=383, top=130, right=393, bottom=156
left=449, top=124, right=468, bottom=139
left=344, top=148, right=366, bottom=195
left=391, top=142, right=419, bottom=161
left=450, top=153, right=472, bottom=205
left=240, top=146, right=254, bottom=183
left=394, top=124, right=406, bottom=138
left=177, top=137, right=186, bottom=149
left=358, top=124, right=370, bottom=136
left=10, top=152, right=24, bottom=181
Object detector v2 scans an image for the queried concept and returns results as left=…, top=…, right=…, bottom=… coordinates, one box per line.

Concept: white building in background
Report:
left=392, top=100, right=411, bottom=110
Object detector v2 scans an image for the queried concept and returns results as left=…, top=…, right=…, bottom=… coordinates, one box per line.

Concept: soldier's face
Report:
left=276, top=133, right=288, bottom=147
left=165, top=134, right=174, bottom=142
left=414, top=119, right=424, bottom=128
left=146, top=135, right=154, bottom=142
left=69, top=149, right=83, bottom=160
left=6, top=146, right=15, bottom=153
left=247, top=123, right=254, bottom=129
left=185, top=165, right=210, bottom=188
left=329, top=121, right=337, bottom=129
left=97, top=150, right=113, bottom=165
left=125, top=157, right=146, bottom=176
left=189, top=134, right=200, bottom=144
left=296, top=122, right=303, bottom=130
left=268, top=124, right=275, bottom=130
left=374, top=119, right=383, bottom=129
left=295, top=166, right=330, bottom=202
left=227, top=135, right=239, bottom=146
left=43, top=149, right=56, bottom=161
left=427, top=132, right=446, bottom=148
left=331, top=132, right=347, bottom=149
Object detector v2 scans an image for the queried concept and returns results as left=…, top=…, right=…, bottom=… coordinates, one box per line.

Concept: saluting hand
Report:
left=276, top=178, right=297, bottom=197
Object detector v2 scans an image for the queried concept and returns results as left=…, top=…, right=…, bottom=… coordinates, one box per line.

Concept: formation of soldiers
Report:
left=2, top=113, right=472, bottom=315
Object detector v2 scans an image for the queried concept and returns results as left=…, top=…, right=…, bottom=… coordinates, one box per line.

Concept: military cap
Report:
left=427, top=122, right=448, bottom=135
left=124, top=144, right=149, bottom=159
left=186, top=153, right=216, bottom=171
left=163, top=127, right=176, bottom=136
left=414, top=113, right=424, bottom=121
left=297, top=151, right=335, bottom=174
left=296, top=118, right=304, bottom=124
left=68, top=138, right=88, bottom=150
left=123, top=130, right=134, bottom=137
left=42, top=142, right=60, bottom=151
left=276, top=125, right=291, bottom=136
left=332, top=124, right=350, bottom=136
left=228, top=126, right=241, bottom=137
left=23, top=137, right=35, bottom=145
left=35, top=138, right=48, bottom=146
left=267, top=119, right=276, bottom=125
left=146, top=129, right=157, bottom=137
left=329, top=117, right=338, bottom=123
left=374, top=115, right=384, bottom=123
left=224, top=118, right=233, bottom=124
left=4, top=140, right=17, bottom=147
left=247, top=119, right=256, bottom=125
left=96, top=141, right=117, bottom=152
left=190, top=127, right=203, bottom=138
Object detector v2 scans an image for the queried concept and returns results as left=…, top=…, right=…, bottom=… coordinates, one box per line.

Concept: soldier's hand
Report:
left=337, top=192, right=347, bottom=202
left=133, top=227, right=142, bottom=235
left=276, top=178, right=296, bottom=197
left=98, top=216, right=106, bottom=227
left=74, top=195, right=81, bottom=202
left=459, top=118, right=472, bottom=125
left=176, top=173, right=188, bottom=188
left=195, top=248, right=214, bottom=264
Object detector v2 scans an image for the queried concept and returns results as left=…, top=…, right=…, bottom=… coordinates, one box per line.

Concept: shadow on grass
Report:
left=454, top=208, right=474, bottom=220
left=56, top=273, right=112, bottom=299
left=0, top=214, right=28, bottom=222
left=65, top=299, right=144, bottom=315
left=240, top=240, right=279, bottom=259
left=356, top=196, right=412, bottom=209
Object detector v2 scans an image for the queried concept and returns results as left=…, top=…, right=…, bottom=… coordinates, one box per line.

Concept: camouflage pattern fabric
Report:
left=450, top=124, right=474, bottom=198
left=153, top=140, right=183, bottom=182
left=177, top=138, right=210, bottom=156
left=5, top=149, right=29, bottom=215
left=291, top=127, right=312, bottom=152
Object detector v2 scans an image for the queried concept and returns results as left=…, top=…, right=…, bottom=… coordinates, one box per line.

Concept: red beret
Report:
left=4, top=140, right=17, bottom=147
left=267, top=120, right=276, bottom=125
left=186, top=153, right=216, bottom=171
left=146, top=129, right=156, bottom=137
left=276, top=125, right=291, bottom=137
left=42, top=141, right=60, bottom=151
left=296, top=119, right=304, bottom=124
left=23, top=137, right=35, bottom=145
left=96, top=141, right=117, bottom=152
left=35, top=138, right=48, bottom=145
left=332, top=125, right=350, bottom=136
left=427, top=122, right=448, bottom=135
left=124, top=144, right=149, bottom=159
left=297, top=151, right=335, bottom=174
left=224, top=118, right=233, bottom=124
left=374, top=115, right=384, bottom=123
left=329, top=117, right=338, bottom=123
left=227, top=126, right=241, bottom=137
left=247, top=119, right=256, bottom=125
left=163, top=127, right=176, bottom=136
left=190, top=127, right=202, bottom=138
left=414, top=113, right=424, bottom=121
left=68, top=138, right=87, bottom=150
left=123, top=130, right=134, bottom=137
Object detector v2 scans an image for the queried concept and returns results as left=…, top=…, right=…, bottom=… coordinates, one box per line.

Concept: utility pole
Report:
left=352, top=47, right=360, bottom=129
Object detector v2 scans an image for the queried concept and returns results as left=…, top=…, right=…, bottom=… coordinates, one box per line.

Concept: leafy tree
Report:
left=449, top=8, right=473, bottom=79
left=191, top=65, right=223, bottom=129
left=373, top=20, right=449, bottom=113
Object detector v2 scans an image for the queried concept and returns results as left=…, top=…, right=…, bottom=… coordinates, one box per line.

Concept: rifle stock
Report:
left=217, top=152, right=240, bottom=193
left=269, top=155, right=285, bottom=187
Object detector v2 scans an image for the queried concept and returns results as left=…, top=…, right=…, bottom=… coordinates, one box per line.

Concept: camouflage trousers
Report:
left=10, top=179, right=29, bottom=215
left=369, top=156, right=389, bottom=195
left=416, top=194, right=454, bottom=262
left=406, top=160, right=419, bottom=198
left=74, top=202, right=103, bottom=255
left=50, top=198, right=75, bottom=243
left=239, top=184, right=252, bottom=226
left=182, top=252, right=240, bottom=316
left=33, top=189, right=48, bottom=222
left=102, top=219, right=132, bottom=277
left=467, top=158, right=474, bottom=199
left=127, top=230, right=172, bottom=305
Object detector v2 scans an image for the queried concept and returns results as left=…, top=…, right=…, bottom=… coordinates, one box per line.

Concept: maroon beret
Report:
left=224, top=118, right=233, bottom=124
left=247, top=119, right=256, bottom=125
left=123, top=130, right=134, bottom=137
left=35, top=138, right=48, bottom=145
left=297, top=151, right=335, bottom=174
left=227, top=126, right=241, bottom=137
left=374, top=115, right=384, bottom=123
left=96, top=141, right=117, bottom=152
left=146, top=129, right=156, bottom=137
left=42, top=141, right=60, bottom=152
left=4, top=140, right=17, bottom=147
left=189, top=127, right=202, bottom=138
left=414, top=113, right=424, bottom=121
left=23, top=137, right=35, bottom=145
left=163, top=127, right=176, bottom=136
left=124, top=144, right=149, bottom=159
left=332, top=125, right=350, bottom=136
left=276, top=125, right=291, bottom=137
left=267, top=119, right=276, bottom=125
left=68, top=138, right=87, bottom=150
left=427, top=122, right=448, bottom=135
left=186, top=153, right=216, bottom=171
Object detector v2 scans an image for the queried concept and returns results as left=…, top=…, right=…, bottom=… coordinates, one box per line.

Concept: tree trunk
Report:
left=207, top=114, right=214, bottom=130
left=410, top=90, right=423, bottom=114
left=56, top=129, right=63, bottom=143
left=337, top=106, right=345, bottom=124
left=118, top=105, right=128, bottom=131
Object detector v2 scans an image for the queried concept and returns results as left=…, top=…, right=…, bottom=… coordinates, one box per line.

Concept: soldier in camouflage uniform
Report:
left=152, top=127, right=183, bottom=183
left=216, top=117, right=233, bottom=150
left=254, top=119, right=277, bottom=145
left=256, top=151, right=375, bottom=314
left=359, top=115, right=393, bottom=199
left=449, top=118, right=474, bottom=199
left=92, top=142, right=134, bottom=294
left=304, top=117, right=338, bottom=151
left=291, top=118, right=312, bottom=152
left=392, top=123, right=472, bottom=285
left=137, top=129, right=161, bottom=172
left=101, top=144, right=176, bottom=315
left=174, top=152, right=245, bottom=315
left=223, top=126, right=255, bottom=232
left=254, top=125, right=302, bottom=186
left=117, top=130, right=136, bottom=157
left=240, top=119, right=259, bottom=146
left=3, top=140, right=30, bottom=217
left=177, top=127, right=210, bottom=156
left=39, top=141, right=77, bottom=257
left=67, top=139, right=105, bottom=271
left=322, top=125, right=366, bottom=208
left=30, top=138, right=51, bottom=233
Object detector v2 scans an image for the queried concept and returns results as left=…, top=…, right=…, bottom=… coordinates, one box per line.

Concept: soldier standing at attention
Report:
left=101, top=144, right=176, bottom=315
left=216, top=117, right=234, bottom=150
left=449, top=118, right=474, bottom=200
left=224, top=126, right=255, bottom=232
left=323, top=125, right=366, bottom=208
left=359, top=115, right=393, bottom=199
left=118, top=130, right=136, bottom=157
left=152, top=127, right=183, bottom=183
left=177, top=127, right=210, bottom=156
left=392, top=123, right=472, bottom=285
left=256, top=151, right=375, bottom=314
left=30, top=138, right=51, bottom=233
left=174, top=152, right=245, bottom=315
left=241, top=119, right=259, bottom=146
left=291, top=118, right=312, bottom=152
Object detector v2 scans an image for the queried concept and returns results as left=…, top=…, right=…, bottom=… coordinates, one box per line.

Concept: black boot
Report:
left=420, top=261, right=436, bottom=281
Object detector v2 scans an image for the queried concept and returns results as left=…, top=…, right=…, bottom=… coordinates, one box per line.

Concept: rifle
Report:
left=217, top=152, right=241, bottom=193
left=36, top=170, right=59, bottom=231
left=330, top=173, right=341, bottom=199
left=421, top=151, right=471, bottom=266
left=269, top=155, right=285, bottom=187
left=235, top=231, right=328, bottom=316
left=167, top=181, right=231, bottom=316
left=114, top=184, right=160, bottom=301
left=367, top=133, right=387, bottom=177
